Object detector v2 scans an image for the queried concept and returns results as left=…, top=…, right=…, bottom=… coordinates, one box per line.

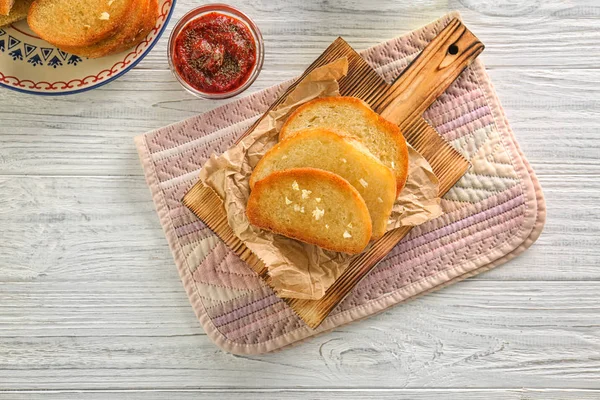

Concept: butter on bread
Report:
left=0, top=0, right=33, bottom=27
left=247, top=168, right=372, bottom=254
left=280, top=96, right=409, bottom=195
left=28, top=0, right=137, bottom=47
left=250, top=128, right=396, bottom=240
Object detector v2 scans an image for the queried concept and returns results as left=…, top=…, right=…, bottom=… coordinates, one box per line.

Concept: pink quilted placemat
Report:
left=135, top=13, right=546, bottom=354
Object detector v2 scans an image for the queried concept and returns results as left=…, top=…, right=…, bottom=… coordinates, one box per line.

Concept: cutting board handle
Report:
left=375, top=18, right=484, bottom=131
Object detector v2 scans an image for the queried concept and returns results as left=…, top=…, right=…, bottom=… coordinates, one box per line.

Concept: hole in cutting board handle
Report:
left=448, top=44, right=459, bottom=55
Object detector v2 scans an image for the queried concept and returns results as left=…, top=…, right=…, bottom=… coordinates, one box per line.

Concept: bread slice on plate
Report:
left=0, top=0, right=15, bottom=16
left=0, top=0, right=32, bottom=26
left=28, top=0, right=137, bottom=47
left=111, top=0, right=158, bottom=54
left=280, top=96, right=409, bottom=195
left=59, top=0, right=157, bottom=58
left=250, top=128, right=396, bottom=240
left=247, top=168, right=372, bottom=254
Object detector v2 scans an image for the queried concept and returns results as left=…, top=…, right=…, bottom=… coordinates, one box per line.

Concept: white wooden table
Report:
left=1, top=0, right=599, bottom=398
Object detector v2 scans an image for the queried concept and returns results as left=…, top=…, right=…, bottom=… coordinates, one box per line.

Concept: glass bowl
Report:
left=168, top=4, right=264, bottom=99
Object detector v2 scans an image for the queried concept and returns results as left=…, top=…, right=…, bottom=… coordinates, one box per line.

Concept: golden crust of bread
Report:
left=59, top=0, right=156, bottom=58
left=250, top=128, right=396, bottom=240
left=28, top=0, right=137, bottom=47
left=0, top=0, right=16, bottom=16
left=280, top=96, right=409, bottom=196
left=57, top=0, right=145, bottom=57
left=114, top=0, right=157, bottom=52
left=0, top=0, right=32, bottom=26
left=247, top=168, right=372, bottom=254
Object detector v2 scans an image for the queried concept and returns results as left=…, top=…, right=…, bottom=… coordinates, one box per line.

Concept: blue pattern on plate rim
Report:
left=0, top=28, right=83, bottom=67
left=0, top=0, right=176, bottom=96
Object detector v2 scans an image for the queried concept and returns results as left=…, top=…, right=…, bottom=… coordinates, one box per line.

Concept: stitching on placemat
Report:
left=205, top=287, right=268, bottom=311
left=446, top=188, right=508, bottom=202
left=228, top=305, right=296, bottom=340
left=206, top=290, right=273, bottom=312
left=153, top=118, right=256, bottom=163
left=460, top=172, right=520, bottom=181
left=198, top=267, right=260, bottom=279
left=154, top=156, right=245, bottom=342
left=207, top=187, right=521, bottom=334
left=212, top=294, right=281, bottom=326
left=441, top=197, right=476, bottom=205
left=437, top=104, right=491, bottom=131
left=147, top=88, right=275, bottom=155
left=345, top=224, right=524, bottom=319
left=218, top=301, right=289, bottom=335
left=381, top=198, right=524, bottom=266
left=386, top=202, right=524, bottom=269
left=427, top=93, right=486, bottom=121
left=449, top=121, right=494, bottom=154
left=162, top=169, right=204, bottom=191
left=180, top=236, right=218, bottom=260
left=228, top=201, right=525, bottom=345
left=214, top=192, right=524, bottom=333
left=401, top=190, right=523, bottom=253
left=472, top=62, right=528, bottom=239
left=193, top=249, right=249, bottom=288
left=352, top=213, right=522, bottom=300
left=361, top=205, right=525, bottom=289
left=238, top=211, right=524, bottom=346
left=149, top=86, right=290, bottom=164
left=174, top=219, right=206, bottom=232
left=372, top=50, right=421, bottom=79
left=486, top=160, right=515, bottom=167
left=177, top=225, right=214, bottom=241
left=243, top=314, right=300, bottom=344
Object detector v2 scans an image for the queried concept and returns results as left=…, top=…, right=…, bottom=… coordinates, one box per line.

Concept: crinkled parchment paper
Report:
left=199, top=58, right=442, bottom=300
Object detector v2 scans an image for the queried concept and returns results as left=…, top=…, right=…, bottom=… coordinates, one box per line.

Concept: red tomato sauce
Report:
left=173, top=12, right=257, bottom=94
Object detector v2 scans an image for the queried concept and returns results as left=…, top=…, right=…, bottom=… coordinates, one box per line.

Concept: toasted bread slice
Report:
left=28, top=0, right=136, bottom=47
left=59, top=0, right=156, bottom=58
left=0, top=0, right=15, bottom=16
left=247, top=168, right=372, bottom=254
left=115, top=0, right=160, bottom=53
left=250, top=128, right=395, bottom=240
left=280, top=96, right=409, bottom=195
left=0, top=0, right=32, bottom=26
left=110, top=0, right=157, bottom=54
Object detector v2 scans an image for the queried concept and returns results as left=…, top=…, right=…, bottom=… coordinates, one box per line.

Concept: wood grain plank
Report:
left=0, top=281, right=599, bottom=389
left=0, top=176, right=175, bottom=283
left=133, top=0, right=600, bottom=71
left=1, top=67, right=597, bottom=176
left=0, top=0, right=599, bottom=393
left=2, top=389, right=600, bottom=400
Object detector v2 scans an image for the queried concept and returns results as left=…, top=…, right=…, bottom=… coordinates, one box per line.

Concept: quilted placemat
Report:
left=135, top=12, right=546, bottom=354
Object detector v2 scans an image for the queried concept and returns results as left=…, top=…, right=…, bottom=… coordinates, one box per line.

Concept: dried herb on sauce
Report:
left=173, top=12, right=257, bottom=94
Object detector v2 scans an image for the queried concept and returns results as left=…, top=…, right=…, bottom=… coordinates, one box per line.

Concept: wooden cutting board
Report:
left=183, top=18, right=484, bottom=328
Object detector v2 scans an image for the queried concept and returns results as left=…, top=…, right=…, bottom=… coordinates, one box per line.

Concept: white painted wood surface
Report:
left=0, top=0, right=599, bottom=398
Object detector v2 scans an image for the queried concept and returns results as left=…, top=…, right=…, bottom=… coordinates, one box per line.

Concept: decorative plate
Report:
left=0, top=0, right=175, bottom=95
